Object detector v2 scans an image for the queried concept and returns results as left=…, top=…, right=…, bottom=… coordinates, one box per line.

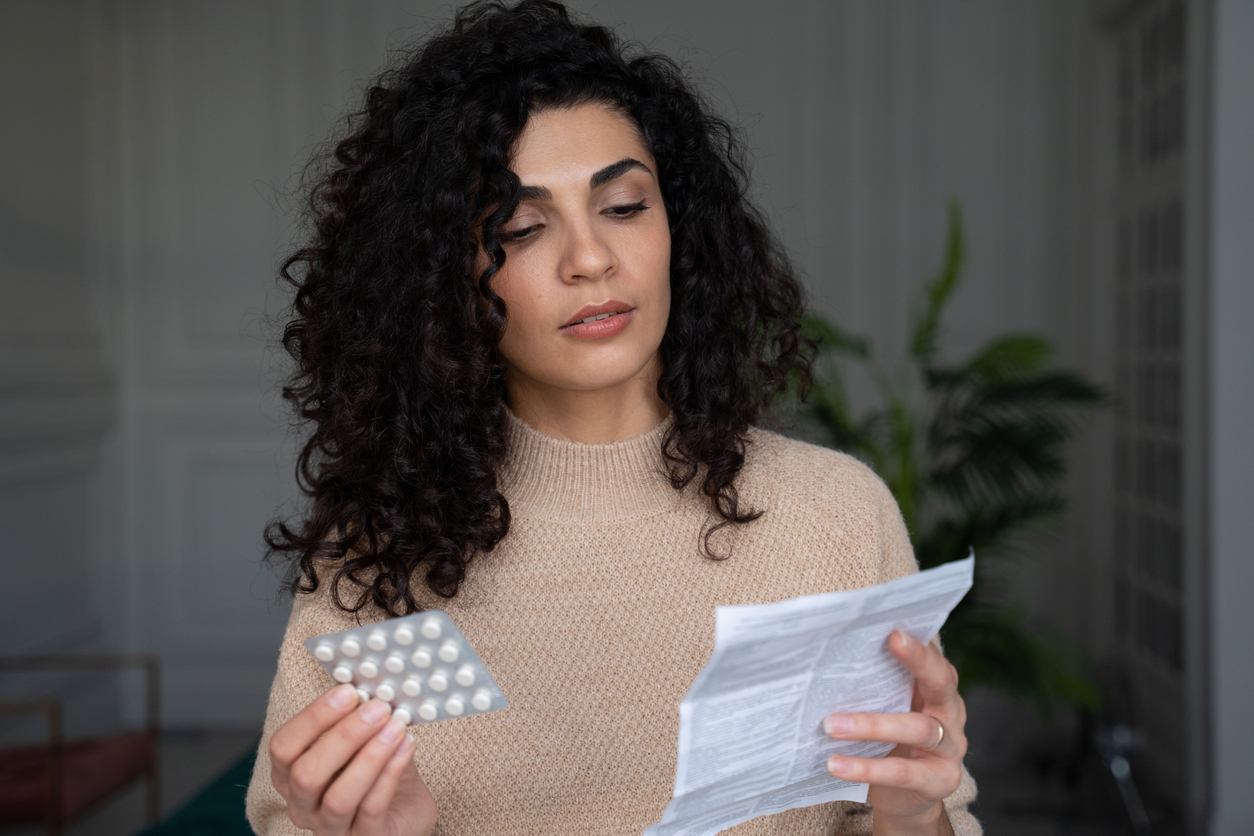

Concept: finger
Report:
left=888, top=631, right=960, bottom=709
left=353, top=733, right=417, bottom=834
left=270, top=685, right=359, bottom=795
left=827, top=752, right=963, bottom=800
left=823, top=712, right=954, bottom=756
left=286, top=698, right=394, bottom=816
left=318, top=717, right=410, bottom=832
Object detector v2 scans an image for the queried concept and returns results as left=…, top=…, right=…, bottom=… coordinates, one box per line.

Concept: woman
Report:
left=247, top=2, right=979, bottom=834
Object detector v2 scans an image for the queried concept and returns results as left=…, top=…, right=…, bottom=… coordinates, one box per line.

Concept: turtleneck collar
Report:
left=498, top=409, right=684, bottom=523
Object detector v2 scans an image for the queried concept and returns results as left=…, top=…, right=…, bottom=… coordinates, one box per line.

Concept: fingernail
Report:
left=824, top=715, right=854, bottom=736
left=828, top=756, right=852, bottom=775
left=327, top=684, right=355, bottom=710
left=406, top=732, right=415, bottom=744
left=378, top=718, right=404, bottom=743
left=360, top=699, right=390, bottom=723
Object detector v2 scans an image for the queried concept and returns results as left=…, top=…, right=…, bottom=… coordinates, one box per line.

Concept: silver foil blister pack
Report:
left=304, top=610, right=507, bottom=726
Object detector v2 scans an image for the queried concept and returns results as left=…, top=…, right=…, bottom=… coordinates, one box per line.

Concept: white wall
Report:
left=1207, top=0, right=1254, bottom=830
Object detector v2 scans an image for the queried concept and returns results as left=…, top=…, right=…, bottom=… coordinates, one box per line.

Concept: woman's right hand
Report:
left=268, top=684, right=438, bottom=836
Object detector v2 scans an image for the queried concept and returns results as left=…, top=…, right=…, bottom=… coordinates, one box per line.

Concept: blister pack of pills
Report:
left=304, top=610, right=507, bottom=726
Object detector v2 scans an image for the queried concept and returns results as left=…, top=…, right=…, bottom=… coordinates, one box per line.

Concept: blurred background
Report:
left=0, top=1, right=1249, bottom=834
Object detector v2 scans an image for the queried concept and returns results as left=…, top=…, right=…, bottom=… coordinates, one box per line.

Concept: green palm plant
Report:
left=799, top=203, right=1105, bottom=712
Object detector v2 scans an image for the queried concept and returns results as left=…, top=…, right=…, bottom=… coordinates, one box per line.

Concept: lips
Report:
left=561, top=300, right=634, bottom=329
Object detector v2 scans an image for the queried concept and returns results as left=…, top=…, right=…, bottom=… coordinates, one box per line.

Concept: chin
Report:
left=538, top=356, right=658, bottom=392
left=556, top=370, right=650, bottom=392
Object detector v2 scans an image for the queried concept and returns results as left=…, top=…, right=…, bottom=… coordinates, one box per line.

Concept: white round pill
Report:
left=340, top=638, right=361, bottom=657
left=357, top=660, right=379, bottom=679
left=471, top=689, right=493, bottom=712
left=444, top=695, right=464, bottom=716
left=356, top=687, right=371, bottom=704
left=411, top=647, right=432, bottom=668
left=401, top=676, right=422, bottom=697
left=332, top=665, right=354, bottom=683
left=393, top=624, right=415, bottom=645
left=418, top=699, right=439, bottom=721
left=420, top=615, right=442, bottom=640
left=385, top=653, right=406, bottom=674
left=427, top=670, right=448, bottom=692
left=366, top=630, right=388, bottom=652
left=375, top=682, right=396, bottom=702
left=455, top=664, right=476, bottom=687
left=314, top=643, right=336, bottom=662
left=393, top=706, right=412, bottom=725
left=438, top=640, right=460, bottom=663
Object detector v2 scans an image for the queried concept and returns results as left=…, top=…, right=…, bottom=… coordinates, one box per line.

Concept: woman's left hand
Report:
left=823, top=630, right=965, bottom=835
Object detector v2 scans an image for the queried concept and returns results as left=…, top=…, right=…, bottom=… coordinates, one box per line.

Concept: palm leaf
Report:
left=929, top=414, right=1071, bottom=503
left=909, top=202, right=964, bottom=364
left=956, top=334, right=1055, bottom=383
left=914, top=493, right=1066, bottom=572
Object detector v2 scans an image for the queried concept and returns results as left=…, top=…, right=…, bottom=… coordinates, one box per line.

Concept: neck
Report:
left=506, top=359, right=667, bottom=443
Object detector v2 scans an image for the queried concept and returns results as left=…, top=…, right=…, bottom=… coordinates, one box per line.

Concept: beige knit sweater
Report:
left=246, top=415, right=981, bottom=835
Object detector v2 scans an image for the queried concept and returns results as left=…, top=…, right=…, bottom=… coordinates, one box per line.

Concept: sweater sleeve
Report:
left=874, top=473, right=919, bottom=586
left=245, top=586, right=352, bottom=836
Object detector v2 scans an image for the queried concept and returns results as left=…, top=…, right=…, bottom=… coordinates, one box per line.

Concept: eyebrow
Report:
left=516, top=157, right=654, bottom=202
left=590, top=157, right=653, bottom=189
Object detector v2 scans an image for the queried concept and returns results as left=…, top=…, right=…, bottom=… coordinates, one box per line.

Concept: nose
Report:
left=559, top=217, right=615, bottom=284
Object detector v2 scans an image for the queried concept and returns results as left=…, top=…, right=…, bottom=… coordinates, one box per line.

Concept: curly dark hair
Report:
left=266, top=0, right=814, bottom=616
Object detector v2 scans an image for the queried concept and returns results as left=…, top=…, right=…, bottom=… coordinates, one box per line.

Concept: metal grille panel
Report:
left=1112, top=0, right=1189, bottom=797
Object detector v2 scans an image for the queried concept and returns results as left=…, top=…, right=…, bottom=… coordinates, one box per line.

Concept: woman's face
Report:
left=488, top=104, right=671, bottom=403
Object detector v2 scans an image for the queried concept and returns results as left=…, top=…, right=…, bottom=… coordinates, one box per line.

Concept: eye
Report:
left=605, top=202, right=649, bottom=219
left=502, top=224, right=541, bottom=242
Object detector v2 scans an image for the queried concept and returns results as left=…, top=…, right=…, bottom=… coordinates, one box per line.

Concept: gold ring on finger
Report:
left=925, top=721, right=944, bottom=751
